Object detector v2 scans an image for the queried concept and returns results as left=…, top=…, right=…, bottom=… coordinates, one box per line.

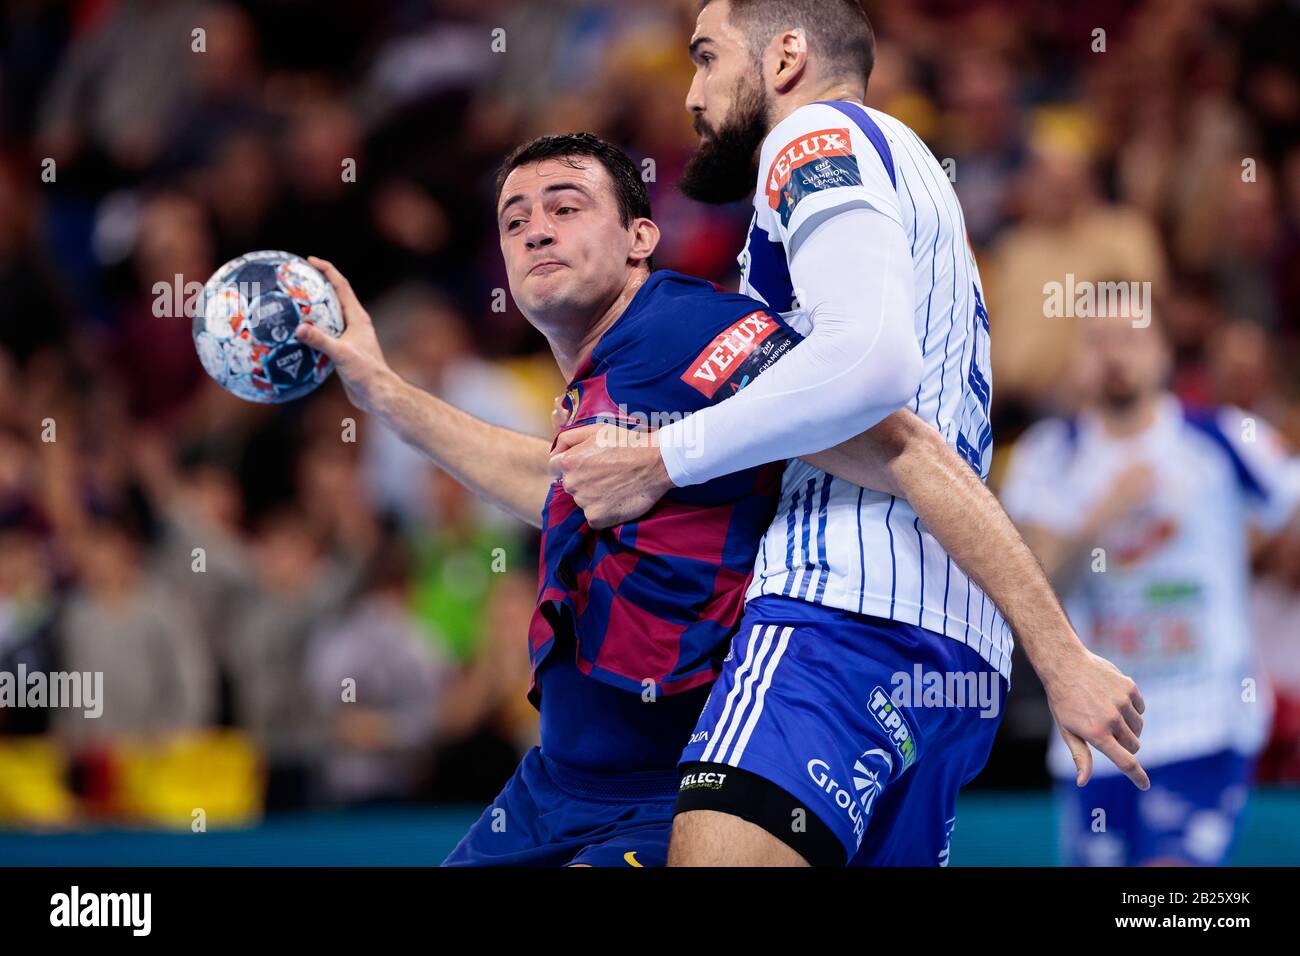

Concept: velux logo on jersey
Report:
left=765, top=127, right=855, bottom=210
left=681, top=310, right=779, bottom=398
left=868, top=686, right=917, bottom=771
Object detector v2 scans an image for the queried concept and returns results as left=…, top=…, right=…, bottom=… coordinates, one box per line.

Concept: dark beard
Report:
left=679, top=78, right=770, bottom=204
left=1100, top=385, right=1142, bottom=414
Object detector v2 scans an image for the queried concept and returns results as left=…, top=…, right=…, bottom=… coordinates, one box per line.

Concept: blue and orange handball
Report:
left=192, top=250, right=344, bottom=403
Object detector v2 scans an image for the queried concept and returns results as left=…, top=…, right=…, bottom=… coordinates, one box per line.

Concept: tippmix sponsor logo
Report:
left=868, top=685, right=917, bottom=771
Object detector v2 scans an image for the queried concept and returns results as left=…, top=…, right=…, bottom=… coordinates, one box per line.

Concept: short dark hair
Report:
left=702, top=0, right=876, bottom=88
left=495, top=132, right=654, bottom=270
left=494, top=132, right=652, bottom=229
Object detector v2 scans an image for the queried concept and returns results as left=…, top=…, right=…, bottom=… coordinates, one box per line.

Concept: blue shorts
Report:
left=677, top=594, right=1006, bottom=865
left=1057, top=749, right=1254, bottom=866
left=441, top=746, right=678, bottom=867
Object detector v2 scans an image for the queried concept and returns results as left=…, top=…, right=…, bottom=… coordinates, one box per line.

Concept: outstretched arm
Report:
left=806, top=412, right=1149, bottom=790
left=294, top=258, right=552, bottom=529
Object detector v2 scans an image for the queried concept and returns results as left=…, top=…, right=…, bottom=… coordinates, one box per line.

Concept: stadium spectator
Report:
left=305, top=536, right=450, bottom=806
left=56, top=514, right=215, bottom=746
left=224, top=506, right=367, bottom=809
left=985, top=119, right=1167, bottom=414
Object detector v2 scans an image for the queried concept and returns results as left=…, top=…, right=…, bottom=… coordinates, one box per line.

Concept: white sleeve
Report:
left=1215, top=407, right=1300, bottom=533
left=999, top=420, right=1088, bottom=535
left=659, top=205, right=920, bottom=486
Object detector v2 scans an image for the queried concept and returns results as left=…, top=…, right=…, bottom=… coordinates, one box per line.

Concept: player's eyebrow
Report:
left=688, top=36, right=715, bottom=62
left=498, top=182, right=591, bottom=221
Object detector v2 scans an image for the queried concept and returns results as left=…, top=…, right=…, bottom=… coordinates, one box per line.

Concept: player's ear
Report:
left=628, top=217, right=660, bottom=270
left=769, top=28, right=808, bottom=94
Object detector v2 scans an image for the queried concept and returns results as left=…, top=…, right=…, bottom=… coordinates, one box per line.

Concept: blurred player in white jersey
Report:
left=1002, top=307, right=1300, bottom=866
left=553, top=0, right=1150, bottom=866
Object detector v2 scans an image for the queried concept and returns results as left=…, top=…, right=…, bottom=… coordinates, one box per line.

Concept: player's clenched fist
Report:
left=550, top=423, right=673, bottom=528
left=293, top=256, right=394, bottom=414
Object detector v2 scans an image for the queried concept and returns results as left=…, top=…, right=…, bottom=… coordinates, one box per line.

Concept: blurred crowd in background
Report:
left=0, top=0, right=1298, bottom=827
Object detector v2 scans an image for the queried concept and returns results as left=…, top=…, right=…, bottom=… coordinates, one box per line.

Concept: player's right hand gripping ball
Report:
left=193, top=250, right=344, bottom=403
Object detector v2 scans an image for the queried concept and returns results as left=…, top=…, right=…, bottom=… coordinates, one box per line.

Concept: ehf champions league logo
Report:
left=765, top=127, right=863, bottom=227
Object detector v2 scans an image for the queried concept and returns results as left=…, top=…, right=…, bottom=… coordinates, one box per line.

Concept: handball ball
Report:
left=193, top=250, right=344, bottom=404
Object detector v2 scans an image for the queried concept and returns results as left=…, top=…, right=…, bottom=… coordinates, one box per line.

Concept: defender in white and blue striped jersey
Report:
left=551, top=0, right=1149, bottom=866
left=1003, top=314, right=1300, bottom=865
left=670, top=93, right=1008, bottom=868
left=663, top=4, right=1009, bottom=867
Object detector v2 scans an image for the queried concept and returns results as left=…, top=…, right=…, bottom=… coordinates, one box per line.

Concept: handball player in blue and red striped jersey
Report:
left=298, top=132, right=803, bottom=865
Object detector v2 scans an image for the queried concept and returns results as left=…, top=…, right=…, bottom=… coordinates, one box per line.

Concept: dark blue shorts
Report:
left=1057, top=749, right=1255, bottom=866
left=441, top=747, right=678, bottom=867
left=677, top=595, right=1007, bottom=865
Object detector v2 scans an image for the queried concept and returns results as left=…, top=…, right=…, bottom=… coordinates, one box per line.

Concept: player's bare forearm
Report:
left=367, top=369, right=551, bottom=529
left=804, top=411, right=1083, bottom=677
left=806, top=411, right=1149, bottom=790
left=294, top=257, right=551, bottom=528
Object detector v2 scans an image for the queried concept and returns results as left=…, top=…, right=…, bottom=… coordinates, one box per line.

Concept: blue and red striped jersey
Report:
left=528, top=270, right=802, bottom=703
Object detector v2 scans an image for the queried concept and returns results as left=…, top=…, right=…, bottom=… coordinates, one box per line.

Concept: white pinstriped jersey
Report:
left=1002, top=399, right=1300, bottom=775
left=737, top=101, right=1012, bottom=681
